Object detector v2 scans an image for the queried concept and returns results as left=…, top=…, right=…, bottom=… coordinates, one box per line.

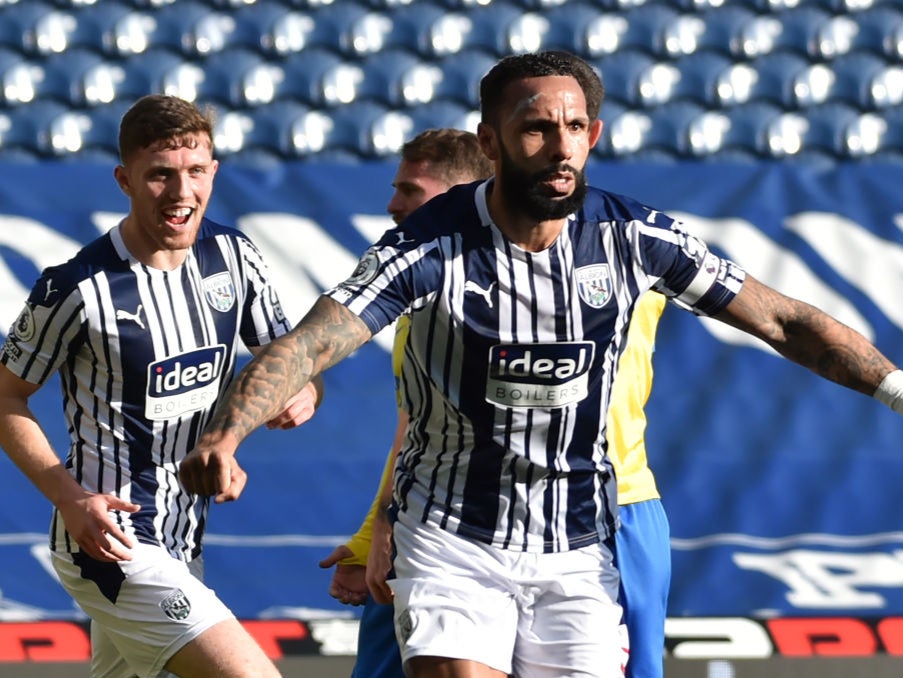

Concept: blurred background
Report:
left=1, top=0, right=903, bottom=676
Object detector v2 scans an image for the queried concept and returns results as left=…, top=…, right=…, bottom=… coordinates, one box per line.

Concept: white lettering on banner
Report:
left=672, top=212, right=876, bottom=352
left=733, top=550, right=903, bottom=608
left=665, top=617, right=773, bottom=658
left=785, top=211, right=903, bottom=329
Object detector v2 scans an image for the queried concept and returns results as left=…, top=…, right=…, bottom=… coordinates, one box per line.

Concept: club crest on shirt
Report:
left=10, top=305, right=35, bottom=342
left=160, top=589, right=191, bottom=621
left=575, top=264, right=613, bottom=308
left=203, top=272, right=236, bottom=312
left=345, top=249, right=380, bottom=286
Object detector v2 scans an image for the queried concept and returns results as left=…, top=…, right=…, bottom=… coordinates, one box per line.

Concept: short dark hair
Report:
left=479, top=51, right=605, bottom=127
left=118, top=94, right=216, bottom=163
left=401, top=128, right=493, bottom=185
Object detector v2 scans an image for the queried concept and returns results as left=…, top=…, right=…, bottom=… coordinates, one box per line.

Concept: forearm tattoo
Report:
left=738, top=280, right=894, bottom=395
left=207, top=297, right=371, bottom=442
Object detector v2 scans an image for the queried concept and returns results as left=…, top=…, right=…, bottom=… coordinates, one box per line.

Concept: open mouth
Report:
left=163, top=207, right=193, bottom=226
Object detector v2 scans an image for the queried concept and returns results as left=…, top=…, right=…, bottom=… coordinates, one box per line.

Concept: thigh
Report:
left=616, top=500, right=671, bottom=678
left=514, top=539, right=625, bottom=678
left=165, top=617, right=280, bottom=678
left=390, top=514, right=518, bottom=675
left=52, top=545, right=236, bottom=678
left=351, top=596, right=405, bottom=678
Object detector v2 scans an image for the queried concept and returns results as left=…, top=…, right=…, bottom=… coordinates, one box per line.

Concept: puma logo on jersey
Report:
left=116, top=305, right=145, bottom=330
left=395, top=232, right=414, bottom=246
left=44, top=279, right=58, bottom=302
left=464, top=280, right=495, bottom=308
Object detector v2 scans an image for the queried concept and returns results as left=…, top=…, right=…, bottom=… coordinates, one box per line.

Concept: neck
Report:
left=486, top=182, right=566, bottom=253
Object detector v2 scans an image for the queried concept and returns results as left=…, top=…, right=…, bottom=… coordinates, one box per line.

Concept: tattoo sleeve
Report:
left=717, top=275, right=896, bottom=396
left=206, top=296, right=372, bottom=443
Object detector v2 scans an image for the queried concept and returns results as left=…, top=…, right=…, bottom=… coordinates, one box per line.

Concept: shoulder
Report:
left=398, top=181, right=484, bottom=243
left=196, top=217, right=247, bottom=245
left=30, top=233, right=120, bottom=308
left=578, top=186, right=667, bottom=226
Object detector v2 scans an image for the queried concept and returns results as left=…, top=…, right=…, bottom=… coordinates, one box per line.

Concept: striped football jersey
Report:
left=0, top=219, right=290, bottom=561
left=326, top=180, right=745, bottom=553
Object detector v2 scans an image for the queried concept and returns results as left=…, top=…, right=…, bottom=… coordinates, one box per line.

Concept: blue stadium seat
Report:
left=0, top=106, right=45, bottom=161
left=767, top=6, right=834, bottom=59
left=441, top=1, right=533, bottom=56
left=1, top=2, right=77, bottom=56
left=754, top=103, right=861, bottom=162
left=279, top=48, right=365, bottom=107
left=2, top=100, right=84, bottom=158
left=364, top=49, right=445, bottom=107
left=607, top=4, right=683, bottom=58
left=139, top=1, right=238, bottom=57
left=0, top=48, right=44, bottom=106
left=309, top=3, right=391, bottom=57
left=405, top=99, right=478, bottom=137
left=42, top=49, right=128, bottom=107
left=693, top=6, right=760, bottom=58
left=77, top=3, right=160, bottom=58
left=850, top=6, right=903, bottom=60
left=592, top=50, right=658, bottom=108
left=595, top=99, right=651, bottom=158
left=323, top=100, right=414, bottom=158
left=798, top=102, right=866, bottom=159
left=195, top=48, right=285, bottom=107
left=742, top=51, right=824, bottom=109
left=841, top=111, right=890, bottom=160
left=810, top=13, right=860, bottom=59
left=665, top=51, right=735, bottom=107
left=730, top=14, right=784, bottom=59
left=541, top=2, right=624, bottom=57
left=640, top=100, right=710, bottom=157
left=383, top=3, right=467, bottom=57
left=869, top=106, right=903, bottom=162
left=826, top=52, right=903, bottom=110
left=119, top=48, right=199, bottom=102
left=431, top=50, right=497, bottom=108
left=719, top=101, right=785, bottom=158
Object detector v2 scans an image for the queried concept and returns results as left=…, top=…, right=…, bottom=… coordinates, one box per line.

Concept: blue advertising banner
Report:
left=0, top=161, right=902, bottom=628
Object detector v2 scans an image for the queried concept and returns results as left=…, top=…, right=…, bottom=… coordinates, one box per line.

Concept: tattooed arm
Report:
left=714, top=274, right=896, bottom=396
left=180, top=296, right=372, bottom=501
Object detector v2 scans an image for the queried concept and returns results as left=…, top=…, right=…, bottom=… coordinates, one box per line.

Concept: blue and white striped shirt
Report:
left=327, top=180, right=745, bottom=553
left=1, top=219, right=290, bottom=561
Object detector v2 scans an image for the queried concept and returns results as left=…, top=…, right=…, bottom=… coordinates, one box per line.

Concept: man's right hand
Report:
left=58, top=491, right=139, bottom=562
left=179, top=443, right=248, bottom=503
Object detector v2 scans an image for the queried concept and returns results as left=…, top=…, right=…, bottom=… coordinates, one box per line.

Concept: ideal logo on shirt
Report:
left=145, top=345, right=226, bottom=421
left=485, top=342, right=595, bottom=409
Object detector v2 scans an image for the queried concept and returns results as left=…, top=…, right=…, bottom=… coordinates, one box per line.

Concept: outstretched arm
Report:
left=180, top=296, right=372, bottom=501
left=715, top=274, right=897, bottom=396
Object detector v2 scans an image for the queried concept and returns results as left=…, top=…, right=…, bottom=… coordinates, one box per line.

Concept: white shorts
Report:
left=52, top=543, right=233, bottom=678
left=389, top=512, right=626, bottom=678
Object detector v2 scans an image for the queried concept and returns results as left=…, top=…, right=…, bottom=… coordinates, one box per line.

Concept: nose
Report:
left=548, top=127, right=574, bottom=163
left=386, top=191, right=405, bottom=224
left=169, top=171, right=194, bottom=199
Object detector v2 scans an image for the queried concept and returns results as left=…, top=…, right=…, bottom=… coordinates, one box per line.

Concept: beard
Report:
left=496, top=142, right=588, bottom=221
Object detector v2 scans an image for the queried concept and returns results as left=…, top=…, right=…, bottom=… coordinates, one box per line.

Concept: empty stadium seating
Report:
left=0, top=0, right=900, bottom=164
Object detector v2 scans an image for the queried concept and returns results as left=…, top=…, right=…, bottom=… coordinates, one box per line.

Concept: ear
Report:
left=588, top=119, right=603, bottom=149
left=113, top=165, right=130, bottom=196
left=477, top=122, right=498, bottom=162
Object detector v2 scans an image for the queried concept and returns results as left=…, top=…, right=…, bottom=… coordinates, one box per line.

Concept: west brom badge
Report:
left=576, top=264, right=613, bottom=308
